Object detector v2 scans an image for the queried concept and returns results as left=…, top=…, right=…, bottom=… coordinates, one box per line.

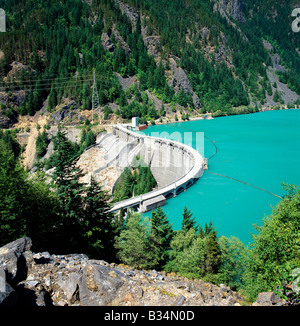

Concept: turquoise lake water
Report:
left=141, top=110, right=300, bottom=244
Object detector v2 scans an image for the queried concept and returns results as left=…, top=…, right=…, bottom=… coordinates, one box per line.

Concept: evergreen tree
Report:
left=119, top=91, right=128, bottom=107
left=160, top=104, right=166, bottom=116
left=204, top=221, right=214, bottom=236
left=198, top=225, right=205, bottom=239
left=0, top=140, right=27, bottom=244
left=24, top=173, right=61, bottom=252
left=115, top=212, right=151, bottom=269
left=36, top=130, right=50, bottom=159
left=114, top=44, right=126, bottom=73
left=149, top=206, right=174, bottom=269
left=32, top=79, right=44, bottom=113
left=34, top=128, right=116, bottom=255
left=113, top=167, right=133, bottom=202
left=0, top=130, right=21, bottom=158
left=153, top=61, right=166, bottom=90
left=51, top=130, right=86, bottom=252
left=204, top=226, right=222, bottom=275
left=82, top=176, right=116, bottom=261
left=182, top=206, right=198, bottom=233
left=0, top=139, right=60, bottom=250
left=48, top=85, right=58, bottom=111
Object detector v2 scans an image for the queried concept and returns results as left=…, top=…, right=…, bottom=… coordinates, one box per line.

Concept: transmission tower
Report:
left=92, top=70, right=100, bottom=124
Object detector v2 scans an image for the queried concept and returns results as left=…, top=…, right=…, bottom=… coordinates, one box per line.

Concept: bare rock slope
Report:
left=0, top=237, right=286, bottom=306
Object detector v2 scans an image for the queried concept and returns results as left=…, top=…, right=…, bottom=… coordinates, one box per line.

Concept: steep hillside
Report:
left=0, top=0, right=299, bottom=131
left=243, top=0, right=300, bottom=101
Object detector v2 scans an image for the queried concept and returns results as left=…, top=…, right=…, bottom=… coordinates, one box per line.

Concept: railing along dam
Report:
left=107, top=125, right=204, bottom=213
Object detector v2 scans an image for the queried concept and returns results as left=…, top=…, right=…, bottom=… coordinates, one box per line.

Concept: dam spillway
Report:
left=99, top=125, right=205, bottom=213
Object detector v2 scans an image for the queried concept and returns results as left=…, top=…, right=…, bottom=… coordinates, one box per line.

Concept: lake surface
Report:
left=141, top=110, right=300, bottom=244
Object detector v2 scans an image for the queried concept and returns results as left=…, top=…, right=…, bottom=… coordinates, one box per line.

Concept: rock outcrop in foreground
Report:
left=0, top=237, right=285, bottom=306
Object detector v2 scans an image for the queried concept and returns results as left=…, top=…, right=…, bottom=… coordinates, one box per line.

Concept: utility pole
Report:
left=92, top=70, right=99, bottom=124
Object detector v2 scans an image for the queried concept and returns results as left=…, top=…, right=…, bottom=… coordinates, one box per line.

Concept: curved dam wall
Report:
left=108, top=125, right=204, bottom=213
left=113, top=126, right=195, bottom=188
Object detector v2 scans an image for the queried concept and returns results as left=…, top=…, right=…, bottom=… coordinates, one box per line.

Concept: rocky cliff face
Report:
left=212, top=0, right=245, bottom=23
left=0, top=237, right=287, bottom=306
left=0, top=90, right=24, bottom=128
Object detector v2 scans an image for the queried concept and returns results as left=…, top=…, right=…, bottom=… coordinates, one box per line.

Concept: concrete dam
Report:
left=90, top=125, right=204, bottom=213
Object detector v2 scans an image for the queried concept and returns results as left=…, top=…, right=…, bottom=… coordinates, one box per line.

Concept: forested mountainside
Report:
left=242, top=0, right=300, bottom=95
left=0, top=1, right=300, bottom=305
left=0, top=0, right=299, bottom=127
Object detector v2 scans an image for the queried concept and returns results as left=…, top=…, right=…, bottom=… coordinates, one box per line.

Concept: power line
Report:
left=0, top=75, right=118, bottom=92
left=2, top=72, right=96, bottom=84
left=1, top=73, right=120, bottom=86
left=0, top=80, right=93, bottom=92
left=0, top=77, right=93, bottom=90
